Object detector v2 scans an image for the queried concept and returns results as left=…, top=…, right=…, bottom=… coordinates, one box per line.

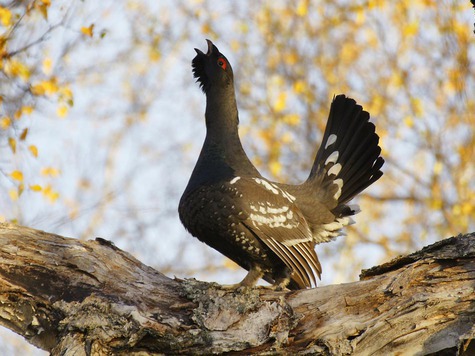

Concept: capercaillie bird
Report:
left=179, top=40, right=384, bottom=290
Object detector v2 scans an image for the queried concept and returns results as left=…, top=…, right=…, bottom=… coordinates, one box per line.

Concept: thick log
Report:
left=0, top=222, right=473, bottom=355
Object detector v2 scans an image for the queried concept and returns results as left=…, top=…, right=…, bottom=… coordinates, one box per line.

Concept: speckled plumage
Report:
left=179, top=40, right=384, bottom=289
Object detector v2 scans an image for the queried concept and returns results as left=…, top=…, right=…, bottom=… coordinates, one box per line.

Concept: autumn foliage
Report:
left=0, top=2, right=474, bottom=351
left=0, top=0, right=474, bottom=353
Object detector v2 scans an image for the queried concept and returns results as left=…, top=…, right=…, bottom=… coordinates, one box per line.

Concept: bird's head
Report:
left=192, top=39, right=234, bottom=94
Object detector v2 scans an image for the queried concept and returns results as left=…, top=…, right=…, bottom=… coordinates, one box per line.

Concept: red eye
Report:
left=217, top=58, right=227, bottom=70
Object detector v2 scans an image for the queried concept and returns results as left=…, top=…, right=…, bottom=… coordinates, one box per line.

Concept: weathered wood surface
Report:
left=0, top=222, right=474, bottom=355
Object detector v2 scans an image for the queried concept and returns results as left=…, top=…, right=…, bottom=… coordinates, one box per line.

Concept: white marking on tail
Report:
left=325, top=134, right=337, bottom=149
left=338, top=216, right=356, bottom=226
left=230, top=176, right=241, bottom=185
left=347, top=204, right=361, bottom=214
left=327, top=163, right=342, bottom=176
left=322, top=221, right=343, bottom=231
left=334, top=179, right=343, bottom=200
left=325, top=151, right=339, bottom=165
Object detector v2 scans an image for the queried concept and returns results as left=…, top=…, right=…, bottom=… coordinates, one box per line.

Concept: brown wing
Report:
left=234, top=177, right=322, bottom=288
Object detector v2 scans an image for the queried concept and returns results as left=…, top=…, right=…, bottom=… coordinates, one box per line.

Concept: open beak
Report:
left=194, top=39, right=215, bottom=57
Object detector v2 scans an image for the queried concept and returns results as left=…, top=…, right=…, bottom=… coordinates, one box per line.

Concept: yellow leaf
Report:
left=41, top=167, right=60, bottom=177
left=368, top=0, right=385, bottom=9
left=35, top=0, right=50, bottom=19
left=367, top=95, right=384, bottom=116
left=0, top=6, right=12, bottom=27
left=340, top=43, right=358, bottom=62
left=270, top=161, right=282, bottom=176
left=4, top=60, right=30, bottom=81
left=28, top=145, right=38, bottom=158
left=14, top=109, right=22, bottom=120
left=59, top=86, right=74, bottom=106
left=81, top=24, right=94, bottom=37
left=230, top=40, right=240, bottom=52
left=8, top=137, right=16, bottom=153
left=410, top=97, right=423, bottom=116
left=22, top=106, right=33, bottom=115
left=403, top=22, right=419, bottom=37
left=149, top=48, right=161, bottom=62
left=296, top=0, right=308, bottom=16
left=293, top=80, right=307, bottom=95
left=9, top=189, right=18, bottom=201
left=403, top=116, right=414, bottom=128
left=281, top=132, right=292, bottom=144
left=42, top=57, right=53, bottom=75
left=57, top=104, right=68, bottom=118
left=452, top=204, right=461, bottom=216
left=273, top=92, right=287, bottom=113
left=389, top=72, right=404, bottom=88
left=20, top=128, right=28, bottom=140
left=31, top=78, right=59, bottom=96
left=201, top=23, right=211, bottom=34
left=355, top=8, right=365, bottom=25
left=433, top=161, right=443, bottom=175
left=42, top=184, right=60, bottom=203
left=10, top=170, right=23, bottom=182
left=284, top=113, right=300, bottom=126
left=284, top=51, right=299, bottom=65
left=461, top=202, right=473, bottom=215
left=29, top=184, right=42, bottom=192
left=430, top=199, right=443, bottom=210
left=1, top=116, right=11, bottom=129
left=240, top=82, right=251, bottom=96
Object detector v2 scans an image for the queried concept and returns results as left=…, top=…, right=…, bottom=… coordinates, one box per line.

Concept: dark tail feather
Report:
left=307, top=95, right=384, bottom=209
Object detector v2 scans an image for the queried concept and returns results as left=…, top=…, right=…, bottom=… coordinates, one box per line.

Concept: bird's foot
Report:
left=221, top=266, right=264, bottom=290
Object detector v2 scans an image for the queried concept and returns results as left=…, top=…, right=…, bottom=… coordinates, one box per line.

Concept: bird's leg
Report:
left=273, top=276, right=291, bottom=291
left=222, top=266, right=263, bottom=289
left=271, top=267, right=292, bottom=291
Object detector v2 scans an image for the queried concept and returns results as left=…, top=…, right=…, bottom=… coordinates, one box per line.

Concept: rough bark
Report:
left=0, top=222, right=474, bottom=355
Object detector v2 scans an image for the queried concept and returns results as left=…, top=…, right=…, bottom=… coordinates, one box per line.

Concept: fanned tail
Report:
left=307, top=95, right=384, bottom=216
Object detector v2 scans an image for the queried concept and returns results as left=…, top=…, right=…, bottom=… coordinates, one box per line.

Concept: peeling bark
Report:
left=0, top=223, right=474, bottom=355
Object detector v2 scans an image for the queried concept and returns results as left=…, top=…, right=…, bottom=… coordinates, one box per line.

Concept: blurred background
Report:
left=0, top=0, right=473, bottom=353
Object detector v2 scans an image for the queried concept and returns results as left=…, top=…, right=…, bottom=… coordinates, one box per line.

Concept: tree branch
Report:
left=0, top=222, right=474, bottom=355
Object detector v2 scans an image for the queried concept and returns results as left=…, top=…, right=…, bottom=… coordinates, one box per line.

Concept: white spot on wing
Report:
left=249, top=212, right=298, bottom=229
left=325, top=134, right=337, bottom=149
left=282, top=235, right=313, bottom=246
left=253, top=178, right=279, bottom=195
left=280, top=189, right=296, bottom=202
left=267, top=206, right=289, bottom=214
left=230, top=176, right=241, bottom=185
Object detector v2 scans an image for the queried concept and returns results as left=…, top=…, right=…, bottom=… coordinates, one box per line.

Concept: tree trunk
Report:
left=0, top=222, right=473, bottom=355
